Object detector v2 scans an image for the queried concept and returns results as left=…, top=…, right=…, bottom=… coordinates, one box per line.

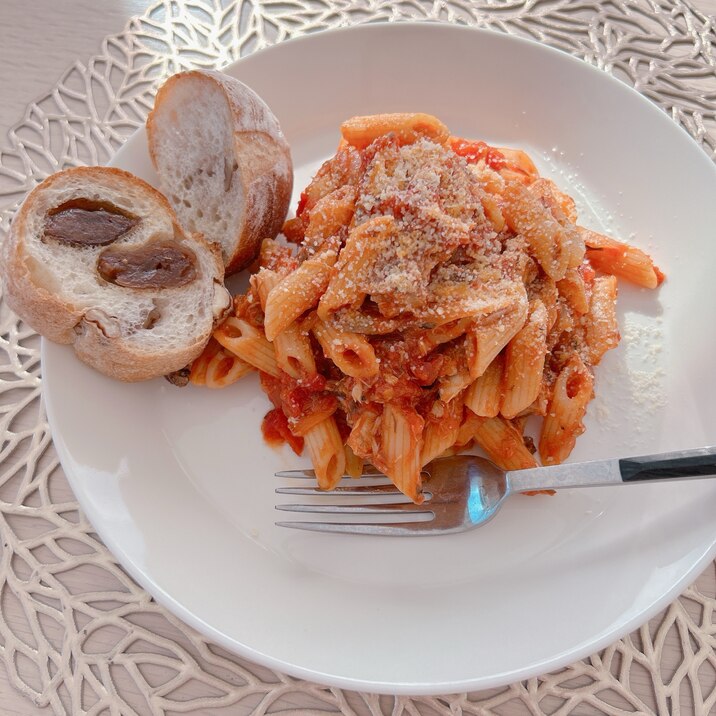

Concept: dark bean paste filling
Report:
left=44, top=199, right=138, bottom=247
left=97, top=241, right=198, bottom=289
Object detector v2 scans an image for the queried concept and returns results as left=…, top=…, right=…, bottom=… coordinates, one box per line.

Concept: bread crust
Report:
left=71, top=310, right=211, bottom=382
left=147, top=70, right=293, bottom=274
left=1, top=166, right=230, bottom=382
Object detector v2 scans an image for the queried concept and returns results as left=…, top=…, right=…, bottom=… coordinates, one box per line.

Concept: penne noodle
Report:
left=501, top=180, right=575, bottom=281
left=253, top=268, right=281, bottom=310
left=412, top=318, right=471, bottom=357
left=189, top=338, right=221, bottom=386
left=468, top=415, right=538, bottom=470
left=438, top=443, right=473, bottom=459
left=496, top=146, right=539, bottom=178
left=557, top=267, right=590, bottom=315
left=341, top=112, right=449, bottom=149
left=529, top=177, right=578, bottom=224
left=303, top=416, right=346, bottom=490
left=276, top=327, right=317, bottom=380
left=303, top=185, right=357, bottom=255
left=203, top=350, right=253, bottom=388
left=189, top=338, right=253, bottom=388
left=466, top=299, right=528, bottom=379
left=481, top=191, right=506, bottom=232
left=381, top=403, right=424, bottom=503
left=465, top=353, right=504, bottom=418
left=305, top=185, right=357, bottom=241
left=469, top=414, right=539, bottom=471
left=214, top=317, right=280, bottom=377
left=469, top=162, right=506, bottom=194
left=264, top=251, right=337, bottom=340
left=501, top=300, right=549, bottom=419
left=420, top=394, right=464, bottom=466
left=312, top=319, right=379, bottom=379
left=344, top=444, right=364, bottom=478
left=528, top=179, right=584, bottom=268
left=301, top=143, right=364, bottom=212
left=539, top=354, right=595, bottom=465
left=254, top=269, right=317, bottom=378
left=318, top=216, right=395, bottom=319
left=455, top=406, right=483, bottom=447
left=582, top=228, right=665, bottom=289
left=422, top=295, right=512, bottom=326
left=529, top=277, right=559, bottom=330
left=584, top=275, right=620, bottom=366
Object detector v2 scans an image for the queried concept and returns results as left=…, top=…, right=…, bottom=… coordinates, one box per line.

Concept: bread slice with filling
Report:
left=1, top=166, right=231, bottom=381
left=147, top=69, right=293, bottom=274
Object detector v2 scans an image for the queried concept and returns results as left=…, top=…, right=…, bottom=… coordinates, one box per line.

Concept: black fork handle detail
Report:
left=619, top=451, right=716, bottom=482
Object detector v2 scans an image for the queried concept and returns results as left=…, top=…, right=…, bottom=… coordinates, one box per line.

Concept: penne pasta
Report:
left=557, top=266, right=590, bottom=315
left=465, top=299, right=528, bottom=379
left=264, top=251, right=336, bottom=340
left=412, top=318, right=471, bottom=357
left=501, top=180, right=575, bottom=281
left=381, top=403, right=424, bottom=503
left=258, top=238, right=297, bottom=273
left=420, top=394, right=464, bottom=466
left=540, top=354, right=595, bottom=465
left=303, top=416, right=346, bottom=490
left=189, top=338, right=253, bottom=388
left=341, top=112, right=449, bottom=150
left=465, top=353, right=504, bottom=418
left=496, top=146, right=539, bottom=178
left=582, top=228, right=664, bottom=289
left=301, top=143, right=364, bottom=212
left=312, top=319, right=379, bottom=379
left=214, top=317, right=280, bottom=377
left=318, top=216, right=395, bottom=319
left=501, top=299, right=549, bottom=419
left=529, top=177, right=578, bottom=223
left=469, top=414, right=539, bottom=471
left=276, top=328, right=317, bottom=380
left=344, top=444, right=364, bottom=478
left=254, top=269, right=317, bottom=379
left=528, top=276, right=559, bottom=330
left=456, top=407, right=483, bottom=448
left=584, top=275, right=620, bottom=366
left=303, top=185, right=357, bottom=255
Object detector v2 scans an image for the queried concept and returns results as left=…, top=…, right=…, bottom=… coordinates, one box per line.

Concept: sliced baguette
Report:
left=1, top=166, right=231, bottom=381
left=147, top=69, right=293, bottom=274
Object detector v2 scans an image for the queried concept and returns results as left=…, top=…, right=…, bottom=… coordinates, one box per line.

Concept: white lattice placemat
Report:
left=0, top=2, right=715, bottom=714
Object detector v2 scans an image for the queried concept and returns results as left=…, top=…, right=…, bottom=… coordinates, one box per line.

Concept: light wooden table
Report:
left=1, top=1, right=715, bottom=714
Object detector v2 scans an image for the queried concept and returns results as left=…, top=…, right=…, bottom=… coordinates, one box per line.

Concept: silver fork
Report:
left=275, top=447, right=716, bottom=535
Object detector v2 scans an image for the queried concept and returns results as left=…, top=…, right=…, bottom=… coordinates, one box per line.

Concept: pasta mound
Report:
left=190, top=113, right=664, bottom=503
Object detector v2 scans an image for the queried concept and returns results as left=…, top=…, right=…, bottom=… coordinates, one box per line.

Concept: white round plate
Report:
left=43, top=23, right=716, bottom=695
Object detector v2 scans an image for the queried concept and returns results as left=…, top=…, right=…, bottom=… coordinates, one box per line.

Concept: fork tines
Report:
left=275, top=470, right=434, bottom=535
left=275, top=466, right=386, bottom=479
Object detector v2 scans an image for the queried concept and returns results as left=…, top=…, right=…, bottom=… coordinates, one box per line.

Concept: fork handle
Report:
left=507, top=446, right=716, bottom=493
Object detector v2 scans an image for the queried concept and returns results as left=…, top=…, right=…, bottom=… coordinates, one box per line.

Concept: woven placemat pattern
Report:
left=0, top=2, right=714, bottom=714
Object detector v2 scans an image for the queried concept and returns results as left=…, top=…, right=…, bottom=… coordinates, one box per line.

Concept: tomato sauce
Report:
left=449, top=138, right=507, bottom=171
left=262, top=408, right=304, bottom=455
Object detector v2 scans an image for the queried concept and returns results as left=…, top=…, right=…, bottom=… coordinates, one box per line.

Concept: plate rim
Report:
left=42, top=21, right=716, bottom=695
